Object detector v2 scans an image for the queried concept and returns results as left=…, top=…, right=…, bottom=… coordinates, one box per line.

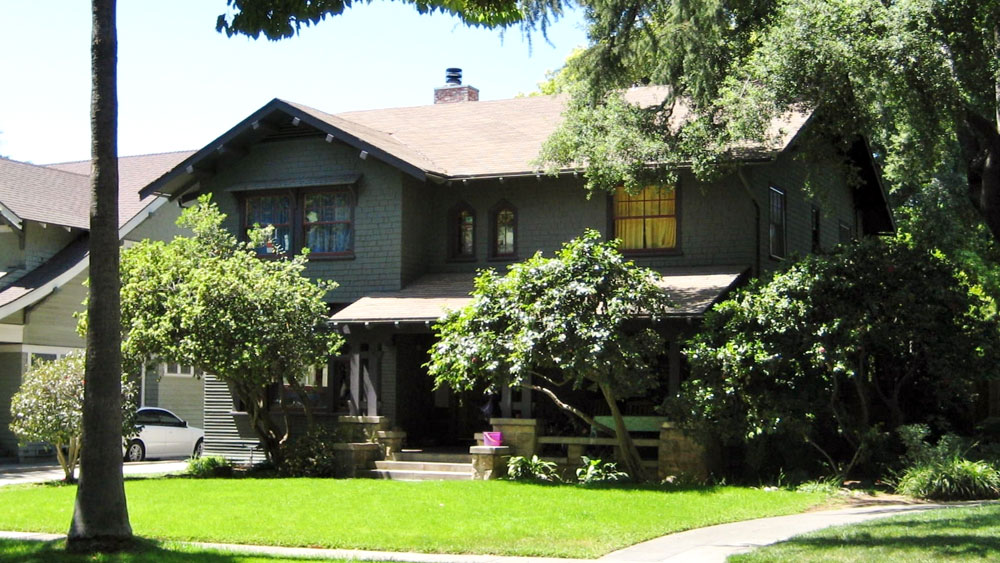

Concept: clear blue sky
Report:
left=0, top=1, right=586, bottom=164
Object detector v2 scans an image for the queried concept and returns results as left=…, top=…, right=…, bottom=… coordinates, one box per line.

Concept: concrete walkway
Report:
left=0, top=460, right=189, bottom=487
left=0, top=500, right=972, bottom=562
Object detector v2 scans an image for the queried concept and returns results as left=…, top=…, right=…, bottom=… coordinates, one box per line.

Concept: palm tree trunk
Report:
left=68, top=0, right=133, bottom=551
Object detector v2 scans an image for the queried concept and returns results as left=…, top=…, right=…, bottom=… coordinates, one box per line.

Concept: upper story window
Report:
left=163, top=363, right=197, bottom=378
left=246, top=194, right=292, bottom=255
left=613, top=185, right=677, bottom=252
left=243, top=188, right=354, bottom=258
left=490, top=201, right=517, bottom=259
left=303, top=191, right=353, bottom=256
left=449, top=202, right=476, bottom=260
left=769, top=186, right=786, bottom=259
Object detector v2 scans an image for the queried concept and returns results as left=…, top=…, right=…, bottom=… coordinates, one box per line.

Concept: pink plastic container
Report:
left=483, top=431, right=503, bottom=446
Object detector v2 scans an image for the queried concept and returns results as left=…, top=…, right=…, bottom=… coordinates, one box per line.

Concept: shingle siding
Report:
left=0, top=352, right=23, bottom=458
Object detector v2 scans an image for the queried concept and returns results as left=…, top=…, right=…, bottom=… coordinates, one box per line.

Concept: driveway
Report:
left=0, top=460, right=188, bottom=487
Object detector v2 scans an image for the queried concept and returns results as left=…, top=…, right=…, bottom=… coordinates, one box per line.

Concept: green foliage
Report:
left=507, top=455, right=559, bottom=482
left=216, top=0, right=563, bottom=40
left=186, top=456, right=234, bottom=479
left=279, top=427, right=346, bottom=477
left=428, top=230, right=673, bottom=478
left=116, top=196, right=343, bottom=465
left=897, top=458, right=1000, bottom=501
left=8, top=352, right=137, bottom=482
left=897, top=424, right=968, bottom=468
left=576, top=456, right=629, bottom=484
left=673, top=236, right=1000, bottom=478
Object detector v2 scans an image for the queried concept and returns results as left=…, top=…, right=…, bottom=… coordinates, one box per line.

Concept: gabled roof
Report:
left=0, top=152, right=191, bottom=320
left=141, top=88, right=812, bottom=200
left=0, top=157, right=90, bottom=230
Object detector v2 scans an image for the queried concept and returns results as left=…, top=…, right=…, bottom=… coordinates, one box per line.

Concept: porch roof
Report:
left=328, top=266, right=748, bottom=325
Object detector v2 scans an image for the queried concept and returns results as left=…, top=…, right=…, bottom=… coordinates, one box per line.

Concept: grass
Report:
left=0, top=478, right=826, bottom=558
left=0, top=538, right=354, bottom=562
left=731, top=503, right=1000, bottom=562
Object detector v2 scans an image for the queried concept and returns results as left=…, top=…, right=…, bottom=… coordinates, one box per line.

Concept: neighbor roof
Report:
left=329, top=267, right=748, bottom=325
left=142, top=88, right=811, bottom=200
left=0, top=158, right=90, bottom=230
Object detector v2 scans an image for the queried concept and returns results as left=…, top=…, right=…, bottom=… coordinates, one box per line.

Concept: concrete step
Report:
left=367, top=468, right=474, bottom=481
left=374, top=460, right=473, bottom=472
left=392, top=451, right=472, bottom=464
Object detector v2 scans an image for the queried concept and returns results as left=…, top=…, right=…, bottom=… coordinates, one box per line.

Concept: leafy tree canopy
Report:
left=672, top=236, right=1000, bottom=479
left=9, top=352, right=137, bottom=482
left=540, top=0, right=1000, bottom=244
left=427, top=230, right=673, bottom=478
left=216, top=0, right=566, bottom=39
left=114, top=196, right=342, bottom=464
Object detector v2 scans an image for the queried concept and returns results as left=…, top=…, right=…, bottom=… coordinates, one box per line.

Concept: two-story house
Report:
left=0, top=152, right=201, bottom=460
left=141, top=73, right=893, bottom=461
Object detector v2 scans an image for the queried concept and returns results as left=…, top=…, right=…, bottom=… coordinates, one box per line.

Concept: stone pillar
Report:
left=658, top=422, right=715, bottom=481
left=489, top=418, right=541, bottom=457
left=376, top=430, right=406, bottom=459
left=338, top=415, right=390, bottom=442
left=470, top=445, right=511, bottom=480
left=332, top=442, right=380, bottom=478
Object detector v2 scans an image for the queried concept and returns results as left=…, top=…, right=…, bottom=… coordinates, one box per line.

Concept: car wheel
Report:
left=193, top=439, right=203, bottom=459
left=125, top=440, right=145, bottom=462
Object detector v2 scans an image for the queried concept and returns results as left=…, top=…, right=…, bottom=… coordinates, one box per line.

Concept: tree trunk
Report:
left=598, top=382, right=646, bottom=480
left=68, top=0, right=133, bottom=552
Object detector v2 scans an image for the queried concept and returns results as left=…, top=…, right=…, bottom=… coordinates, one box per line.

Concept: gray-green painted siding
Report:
left=0, top=352, right=23, bottom=458
left=144, top=374, right=205, bottom=428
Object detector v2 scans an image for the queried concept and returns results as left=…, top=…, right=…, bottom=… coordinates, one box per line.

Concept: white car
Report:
left=124, top=407, right=204, bottom=462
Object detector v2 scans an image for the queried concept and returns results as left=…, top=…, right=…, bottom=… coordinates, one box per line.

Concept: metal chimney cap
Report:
left=445, top=68, right=463, bottom=86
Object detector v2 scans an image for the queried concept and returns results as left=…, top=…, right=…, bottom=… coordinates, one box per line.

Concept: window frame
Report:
left=768, top=186, right=787, bottom=260
left=448, top=201, right=477, bottom=261
left=489, top=200, right=518, bottom=260
left=611, top=184, right=681, bottom=255
left=301, top=188, right=355, bottom=258
left=239, top=187, right=355, bottom=260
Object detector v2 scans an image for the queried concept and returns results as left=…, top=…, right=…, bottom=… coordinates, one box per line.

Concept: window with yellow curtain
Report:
left=613, top=185, right=677, bottom=251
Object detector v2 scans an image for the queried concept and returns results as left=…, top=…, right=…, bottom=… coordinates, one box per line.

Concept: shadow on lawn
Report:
left=775, top=507, right=1000, bottom=559
left=0, top=537, right=287, bottom=562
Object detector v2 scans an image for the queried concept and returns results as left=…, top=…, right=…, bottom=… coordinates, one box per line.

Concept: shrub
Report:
left=187, top=456, right=233, bottom=478
left=507, top=455, right=559, bottom=482
left=279, top=427, right=344, bottom=477
left=896, top=457, right=1000, bottom=500
left=576, top=456, right=629, bottom=484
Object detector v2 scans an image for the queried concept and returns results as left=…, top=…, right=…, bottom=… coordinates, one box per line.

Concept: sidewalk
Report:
left=0, top=501, right=969, bottom=562
left=0, top=460, right=189, bottom=487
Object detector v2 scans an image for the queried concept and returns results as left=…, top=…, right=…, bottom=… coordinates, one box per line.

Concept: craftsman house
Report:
left=140, top=72, right=892, bottom=464
left=0, top=152, right=202, bottom=460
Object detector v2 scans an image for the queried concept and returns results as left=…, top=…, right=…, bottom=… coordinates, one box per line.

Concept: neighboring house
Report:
left=0, top=152, right=202, bottom=460
left=141, top=72, right=893, bottom=460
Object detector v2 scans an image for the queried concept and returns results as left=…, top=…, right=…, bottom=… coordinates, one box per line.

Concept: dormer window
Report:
left=613, top=185, right=678, bottom=252
left=490, top=200, right=517, bottom=259
left=449, top=202, right=476, bottom=260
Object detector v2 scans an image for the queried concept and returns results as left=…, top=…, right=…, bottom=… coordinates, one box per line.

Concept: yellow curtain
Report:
left=614, top=186, right=676, bottom=249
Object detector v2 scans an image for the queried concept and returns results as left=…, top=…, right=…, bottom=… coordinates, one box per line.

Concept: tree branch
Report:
left=522, top=383, right=614, bottom=435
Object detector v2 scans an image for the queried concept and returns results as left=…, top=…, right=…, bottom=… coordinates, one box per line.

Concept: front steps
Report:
left=367, top=450, right=475, bottom=481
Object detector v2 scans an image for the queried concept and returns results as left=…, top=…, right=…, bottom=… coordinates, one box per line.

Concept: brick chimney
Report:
left=434, top=68, right=479, bottom=104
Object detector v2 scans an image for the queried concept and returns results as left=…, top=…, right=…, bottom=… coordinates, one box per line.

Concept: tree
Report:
left=9, top=353, right=137, bottom=483
left=69, top=0, right=130, bottom=551
left=75, top=0, right=561, bottom=550
left=540, top=0, right=1000, bottom=247
left=672, top=236, right=1000, bottom=479
left=116, top=197, right=342, bottom=465
left=427, top=230, right=673, bottom=478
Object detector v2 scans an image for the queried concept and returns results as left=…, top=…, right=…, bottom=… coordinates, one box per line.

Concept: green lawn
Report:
left=731, top=503, right=1000, bottom=562
left=0, top=478, right=825, bottom=558
left=0, top=538, right=352, bottom=562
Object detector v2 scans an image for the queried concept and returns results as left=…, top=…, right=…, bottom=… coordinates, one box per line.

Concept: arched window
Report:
left=449, top=202, right=476, bottom=259
left=490, top=200, right=517, bottom=259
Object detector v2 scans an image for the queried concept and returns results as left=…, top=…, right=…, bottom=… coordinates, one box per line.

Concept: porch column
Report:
left=500, top=385, right=513, bottom=418
left=668, top=340, right=681, bottom=396
left=363, top=344, right=380, bottom=417
left=349, top=349, right=361, bottom=416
